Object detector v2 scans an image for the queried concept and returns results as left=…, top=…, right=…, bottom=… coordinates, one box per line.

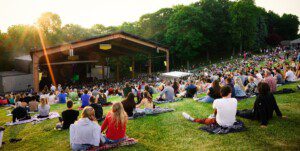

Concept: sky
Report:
left=0, top=0, right=299, bottom=32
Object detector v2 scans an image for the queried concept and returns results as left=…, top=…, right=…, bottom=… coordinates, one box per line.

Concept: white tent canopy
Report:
left=161, top=71, right=192, bottom=78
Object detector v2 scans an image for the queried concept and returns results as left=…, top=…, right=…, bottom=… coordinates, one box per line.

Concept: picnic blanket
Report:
left=199, top=120, right=245, bottom=134
left=128, top=107, right=175, bottom=119
left=5, top=112, right=60, bottom=126
left=88, top=138, right=138, bottom=151
left=153, top=98, right=183, bottom=104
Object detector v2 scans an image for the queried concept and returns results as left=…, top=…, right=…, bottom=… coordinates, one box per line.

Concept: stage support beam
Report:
left=166, top=50, right=170, bottom=72
left=33, top=54, right=40, bottom=92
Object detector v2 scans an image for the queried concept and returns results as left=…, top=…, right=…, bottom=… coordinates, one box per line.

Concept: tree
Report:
left=166, top=5, right=208, bottom=67
left=89, top=24, right=106, bottom=36
left=230, top=0, right=259, bottom=51
left=278, top=14, right=299, bottom=40
left=37, top=12, right=63, bottom=46
left=62, top=24, right=91, bottom=42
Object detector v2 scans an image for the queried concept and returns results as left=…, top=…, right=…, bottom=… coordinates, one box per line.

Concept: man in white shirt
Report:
left=285, top=67, right=296, bottom=82
left=182, top=86, right=237, bottom=127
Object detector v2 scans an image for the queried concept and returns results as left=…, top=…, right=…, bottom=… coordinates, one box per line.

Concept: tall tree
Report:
left=62, top=24, right=91, bottom=42
left=166, top=5, right=208, bottom=67
left=230, top=0, right=259, bottom=51
left=37, top=12, right=63, bottom=46
left=278, top=14, right=299, bottom=40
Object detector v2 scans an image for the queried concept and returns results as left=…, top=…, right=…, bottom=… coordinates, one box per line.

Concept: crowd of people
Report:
left=0, top=47, right=299, bottom=150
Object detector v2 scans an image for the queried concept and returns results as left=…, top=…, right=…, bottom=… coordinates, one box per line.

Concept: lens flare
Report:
left=37, top=28, right=56, bottom=87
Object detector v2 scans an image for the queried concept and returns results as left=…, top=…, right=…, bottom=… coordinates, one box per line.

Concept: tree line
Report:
left=0, top=0, right=299, bottom=71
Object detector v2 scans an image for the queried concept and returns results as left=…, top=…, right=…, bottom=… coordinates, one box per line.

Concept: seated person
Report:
left=236, top=82, right=286, bottom=128
left=28, top=98, right=38, bottom=112
left=81, top=89, right=90, bottom=108
left=97, top=90, right=111, bottom=106
left=185, top=80, right=198, bottom=98
left=245, top=76, right=257, bottom=96
left=136, top=91, right=154, bottom=113
left=61, top=100, right=79, bottom=129
left=48, top=92, right=57, bottom=104
left=123, top=82, right=132, bottom=98
left=157, top=82, right=175, bottom=101
left=225, top=77, right=236, bottom=98
left=234, top=78, right=247, bottom=98
left=121, top=92, right=136, bottom=117
left=70, top=106, right=103, bottom=150
left=89, top=96, right=103, bottom=121
left=182, top=86, right=237, bottom=127
left=12, top=102, right=31, bottom=122
left=101, top=102, right=128, bottom=144
left=196, top=80, right=221, bottom=103
left=68, top=89, right=78, bottom=102
left=58, top=90, right=67, bottom=104
left=144, top=85, right=153, bottom=97
left=285, top=66, right=296, bottom=83
left=37, top=98, right=50, bottom=118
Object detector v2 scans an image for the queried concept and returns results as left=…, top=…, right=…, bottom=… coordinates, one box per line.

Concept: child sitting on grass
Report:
left=183, top=85, right=237, bottom=127
left=101, top=102, right=128, bottom=144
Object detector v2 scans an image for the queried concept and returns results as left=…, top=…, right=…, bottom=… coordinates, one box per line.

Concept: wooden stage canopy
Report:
left=30, top=31, right=170, bottom=92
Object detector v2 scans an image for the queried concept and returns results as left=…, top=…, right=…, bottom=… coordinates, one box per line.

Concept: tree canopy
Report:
left=0, top=0, right=299, bottom=71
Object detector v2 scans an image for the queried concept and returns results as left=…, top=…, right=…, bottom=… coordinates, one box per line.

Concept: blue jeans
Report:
left=197, top=96, right=214, bottom=103
left=103, top=136, right=125, bottom=144
left=71, top=144, right=93, bottom=151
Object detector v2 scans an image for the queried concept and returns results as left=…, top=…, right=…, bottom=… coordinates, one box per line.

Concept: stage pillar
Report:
left=33, top=54, right=40, bottom=92
left=166, top=50, right=170, bottom=72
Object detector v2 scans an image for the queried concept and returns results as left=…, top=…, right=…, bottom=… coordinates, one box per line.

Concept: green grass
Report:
left=0, top=82, right=299, bottom=151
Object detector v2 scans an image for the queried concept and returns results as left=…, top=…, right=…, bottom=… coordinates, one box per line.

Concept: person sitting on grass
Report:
left=234, top=78, right=247, bottom=98
left=245, top=76, right=257, bottom=96
left=182, top=86, right=237, bottom=127
left=262, top=70, right=277, bottom=93
left=101, top=102, right=128, bottom=144
left=12, top=101, right=31, bottom=122
left=89, top=96, right=103, bottom=121
left=81, top=89, right=90, bottom=108
left=123, top=82, right=132, bottom=98
left=225, top=77, right=236, bottom=98
left=285, top=66, right=296, bottom=83
left=37, top=98, right=50, bottom=118
left=70, top=106, right=103, bottom=150
left=157, top=82, right=175, bottom=102
left=58, top=90, right=67, bottom=104
left=236, top=82, right=286, bottom=128
left=195, top=80, right=221, bottom=103
left=136, top=91, right=154, bottom=113
left=121, top=92, right=136, bottom=117
left=61, top=100, right=79, bottom=129
left=185, top=80, right=198, bottom=98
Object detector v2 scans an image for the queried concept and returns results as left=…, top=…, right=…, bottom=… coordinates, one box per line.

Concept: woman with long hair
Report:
left=37, top=98, right=50, bottom=118
left=234, top=78, right=247, bottom=98
left=195, top=80, right=221, bottom=103
left=136, top=91, right=153, bottom=109
left=70, top=106, right=102, bottom=150
left=121, top=92, right=136, bottom=117
left=101, top=102, right=128, bottom=144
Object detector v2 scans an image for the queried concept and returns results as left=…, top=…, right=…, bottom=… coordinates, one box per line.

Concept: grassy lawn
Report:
left=0, top=82, right=299, bottom=151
